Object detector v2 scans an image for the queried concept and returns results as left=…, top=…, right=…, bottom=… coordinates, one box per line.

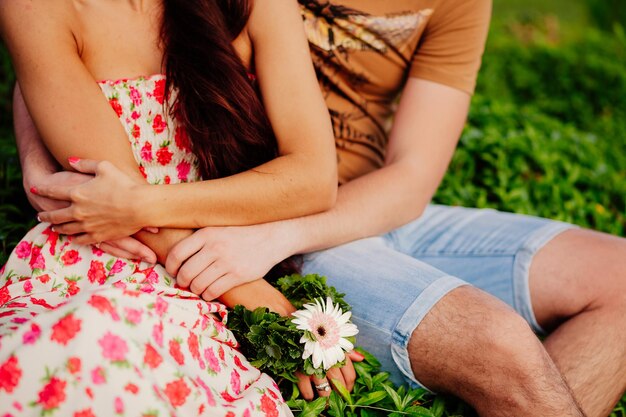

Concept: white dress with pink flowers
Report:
left=0, top=75, right=289, bottom=417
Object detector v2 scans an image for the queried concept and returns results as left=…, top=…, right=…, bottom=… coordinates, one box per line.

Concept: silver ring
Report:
left=314, top=382, right=331, bottom=391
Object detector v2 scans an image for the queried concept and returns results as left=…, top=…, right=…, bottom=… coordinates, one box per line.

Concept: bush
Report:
left=585, top=0, right=626, bottom=31
left=478, top=26, right=626, bottom=135
left=435, top=95, right=626, bottom=237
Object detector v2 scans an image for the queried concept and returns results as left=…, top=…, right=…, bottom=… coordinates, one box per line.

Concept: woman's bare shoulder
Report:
left=0, top=0, right=76, bottom=35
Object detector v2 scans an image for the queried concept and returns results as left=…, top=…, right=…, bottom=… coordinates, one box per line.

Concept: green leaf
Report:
left=331, top=379, right=353, bottom=405
left=430, top=396, right=445, bottom=417
left=382, top=385, right=403, bottom=411
left=404, top=405, right=436, bottom=417
left=328, top=391, right=346, bottom=417
left=353, top=362, right=375, bottom=376
left=299, top=397, right=327, bottom=417
left=400, top=389, right=424, bottom=411
left=371, top=372, right=390, bottom=386
left=354, top=391, right=387, bottom=406
left=356, top=348, right=381, bottom=369
left=359, top=370, right=373, bottom=391
left=287, top=398, right=307, bottom=411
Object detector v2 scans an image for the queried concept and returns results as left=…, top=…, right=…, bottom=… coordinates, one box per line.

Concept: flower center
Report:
left=308, top=313, right=340, bottom=349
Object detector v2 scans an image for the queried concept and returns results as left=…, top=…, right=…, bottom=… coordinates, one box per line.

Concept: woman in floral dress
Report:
left=0, top=0, right=341, bottom=415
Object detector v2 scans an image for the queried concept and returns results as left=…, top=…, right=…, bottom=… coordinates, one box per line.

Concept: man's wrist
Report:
left=271, top=218, right=307, bottom=261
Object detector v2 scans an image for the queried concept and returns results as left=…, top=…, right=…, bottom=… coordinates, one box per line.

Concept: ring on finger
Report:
left=314, top=381, right=331, bottom=392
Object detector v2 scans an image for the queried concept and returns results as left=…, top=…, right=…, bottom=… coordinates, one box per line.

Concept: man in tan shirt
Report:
left=15, top=1, right=625, bottom=415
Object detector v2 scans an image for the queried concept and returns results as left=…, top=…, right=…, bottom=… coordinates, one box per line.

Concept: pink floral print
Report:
left=0, top=75, right=287, bottom=416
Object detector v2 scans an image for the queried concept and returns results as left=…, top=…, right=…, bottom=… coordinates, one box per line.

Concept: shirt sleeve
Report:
left=409, top=0, right=492, bottom=94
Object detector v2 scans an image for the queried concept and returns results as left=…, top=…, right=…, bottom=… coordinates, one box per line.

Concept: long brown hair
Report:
left=160, top=0, right=299, bottom=279
left=161, top=0, right=277, bottom=180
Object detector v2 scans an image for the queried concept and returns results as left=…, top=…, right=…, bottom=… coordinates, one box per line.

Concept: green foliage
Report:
left=228, top=304, right=305, bottom=381
left=434, top=95, right=626, bottom=236
left=585, top=0, right=626, bottom=30
left=478, top=26, right=626, bottom=135
left=286, top=348, right=476, bottom=417
left=227, top=274, right=351, bottom=382
left=274, top=273, right=350, bottom=312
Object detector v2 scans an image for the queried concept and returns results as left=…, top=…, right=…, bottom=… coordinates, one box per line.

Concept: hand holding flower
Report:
left=292, top=297, right=359, bottom=371
left=292, top=297, right=361, bottom=399
left=227, top=275, right=362, bottom=401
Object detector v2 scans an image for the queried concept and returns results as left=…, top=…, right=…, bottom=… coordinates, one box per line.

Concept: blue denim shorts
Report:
left=301, top=205, right=576, bottom=390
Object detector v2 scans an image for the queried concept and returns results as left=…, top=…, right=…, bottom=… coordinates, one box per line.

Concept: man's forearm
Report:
left=279, top=80, right=469, bottom=257
left=13, top=85, right=59, bottom=185
left=280, top=160, right=443, bottom=256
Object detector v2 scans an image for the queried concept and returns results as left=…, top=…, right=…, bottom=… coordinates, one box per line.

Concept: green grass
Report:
left=0, top=1, right=625, bottom=415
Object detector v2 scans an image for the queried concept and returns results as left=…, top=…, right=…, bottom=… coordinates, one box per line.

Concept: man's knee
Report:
left=407, top=286, right=549, bottom=395
left=531, top=229, right=626, bottom=328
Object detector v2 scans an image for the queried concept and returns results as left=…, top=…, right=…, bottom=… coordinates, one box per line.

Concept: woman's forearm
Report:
left=136, top=153, right=337, bottom=229
left=219, top=279, right=296, bottom=316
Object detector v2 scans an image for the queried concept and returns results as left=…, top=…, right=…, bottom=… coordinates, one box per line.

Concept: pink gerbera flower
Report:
left=291, top=297, right=358, bottom=370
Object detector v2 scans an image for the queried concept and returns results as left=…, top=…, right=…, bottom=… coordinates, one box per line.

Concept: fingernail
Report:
left=352, top=351, right=364, bottom=360
left=37, top=215, right=41, bottom=222
left=30, top=186, right=38, bottom=194
left=68, top=157, right=80, bottom=164
left=50, top=227, right=56, bottom=232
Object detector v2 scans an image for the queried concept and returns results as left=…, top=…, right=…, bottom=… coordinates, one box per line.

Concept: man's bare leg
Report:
left=531, top=229, right=626, bottom=417
left=407, top=286, right=585, bottom=416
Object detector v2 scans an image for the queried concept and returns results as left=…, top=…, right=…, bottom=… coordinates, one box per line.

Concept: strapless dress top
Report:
left=98, top=74, right=200, bottom=185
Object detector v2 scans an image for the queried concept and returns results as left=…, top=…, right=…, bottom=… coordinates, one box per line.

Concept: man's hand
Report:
left=35, top=158, right=147, bottom=244
left=27, top=170, right=92, bottom=212
left=166, top=222, right=295, bottom=300
left=98, top=237, right=157, bottom=264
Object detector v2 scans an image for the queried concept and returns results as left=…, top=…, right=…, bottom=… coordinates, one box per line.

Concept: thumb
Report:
left=68, top=157, right=100, bottom=175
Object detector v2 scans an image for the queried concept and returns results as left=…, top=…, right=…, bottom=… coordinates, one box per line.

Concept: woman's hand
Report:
left=35, top=158, right=147, bottom=244
left=217, top=280, right=363, bottom=400
left=166, top=222, right=296, bottom=300
left=297, top=351, right=365, bottom=400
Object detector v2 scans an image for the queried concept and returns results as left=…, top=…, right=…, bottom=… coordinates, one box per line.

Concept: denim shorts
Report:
left=301, top=205, right=576, bottom=390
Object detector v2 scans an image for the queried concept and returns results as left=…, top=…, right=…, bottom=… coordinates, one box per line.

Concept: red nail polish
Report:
left=352, top=351, right=365, bottom=360
left=68, top=157, right=80, bottom=164
left=30, top=186, right=38, bottom=194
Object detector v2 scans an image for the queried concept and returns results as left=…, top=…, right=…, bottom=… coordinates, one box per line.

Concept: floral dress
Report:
left=0, top=75, right=290, bottom=417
